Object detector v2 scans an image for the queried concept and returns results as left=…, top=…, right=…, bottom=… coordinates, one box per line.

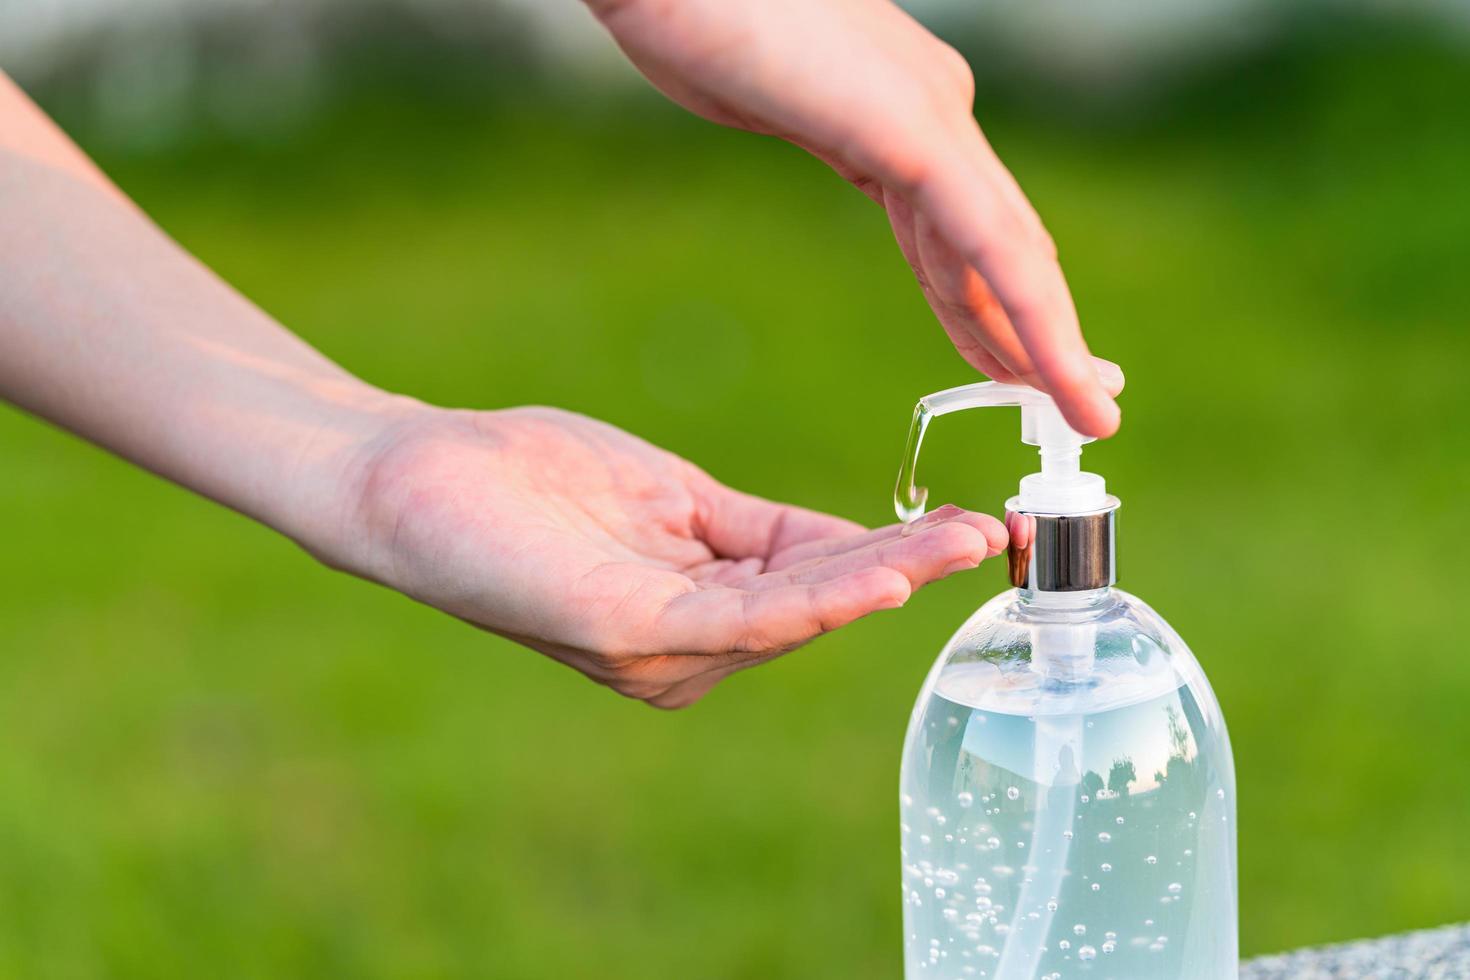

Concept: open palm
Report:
left=347, top=406, right=1005, bottom=707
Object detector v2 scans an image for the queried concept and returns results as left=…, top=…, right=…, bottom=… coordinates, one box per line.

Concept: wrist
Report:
left=264, top=377, right=437, bottom=576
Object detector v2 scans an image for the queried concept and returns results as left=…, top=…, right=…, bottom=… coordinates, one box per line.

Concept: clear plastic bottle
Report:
left=894, top=383, right=1236, bottom=980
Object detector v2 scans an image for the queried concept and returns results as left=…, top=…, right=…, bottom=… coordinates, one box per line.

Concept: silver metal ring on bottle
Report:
left=1005, top=497, right=1119, bottom=592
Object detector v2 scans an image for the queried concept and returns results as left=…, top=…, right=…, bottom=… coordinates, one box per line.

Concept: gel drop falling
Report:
left=895, top=402, right=933, bottom=523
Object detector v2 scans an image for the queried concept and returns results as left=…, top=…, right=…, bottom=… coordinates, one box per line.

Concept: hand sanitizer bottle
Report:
left=895, top=382, right=1236, bottom=979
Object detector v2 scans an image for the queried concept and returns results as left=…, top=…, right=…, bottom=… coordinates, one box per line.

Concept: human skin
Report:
left=584, top=0, right=1124, bottom=437
left=0, top=12, right=1119, bottom=709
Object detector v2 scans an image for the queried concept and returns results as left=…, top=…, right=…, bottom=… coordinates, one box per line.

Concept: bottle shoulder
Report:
left=925, top=588, right=1208, bottom=719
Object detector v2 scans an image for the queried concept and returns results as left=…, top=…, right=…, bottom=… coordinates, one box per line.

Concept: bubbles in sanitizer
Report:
left=900, top=658, right=1236, bottom=979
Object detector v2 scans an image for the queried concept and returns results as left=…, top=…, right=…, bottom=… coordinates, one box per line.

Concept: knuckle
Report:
left=734, top=592, right=784, bottom=653
left=840, top=114, right=938, bottom=194
left=933, top=42, right=976, bottom=107
left=869, top=143, right=932, bottom=195
left=807, top=583, right=842, bottom=636
left=1034, top=227, right=1059, bottom=261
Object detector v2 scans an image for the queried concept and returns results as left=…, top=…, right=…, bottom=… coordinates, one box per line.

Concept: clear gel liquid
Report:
left=894, top=401, right=932, bottom=523
left=900, top=666, right=1236, bottom=979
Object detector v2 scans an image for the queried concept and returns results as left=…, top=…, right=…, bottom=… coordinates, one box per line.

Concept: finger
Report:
left=905, top=142, right=1120, bottom=436
left=691, top=478, right=867, bottom=561
left=1005, top=511, right=1035, bottom=551
left=750, top=514, right=1004, bottom=592
left=765, top=503, right=998, bottom=570
left=968, top=351, right=1126, bottom=399
left=887, top=190, right=1030, bottom=380
left=806, top=145, right=1041, bottom=394
left=1095, top=357, right=1125, bottom=398
left=888, top=185, right=1126, bottom=399
left=649, top=565, right=911, bottom=657
left=913, top=208, right=1040, bottom=379
left=889, top=190, right=1035, bottom=379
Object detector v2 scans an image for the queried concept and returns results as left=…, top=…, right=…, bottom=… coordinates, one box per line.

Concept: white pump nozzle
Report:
left=899, top=381, right=1109, bottom=518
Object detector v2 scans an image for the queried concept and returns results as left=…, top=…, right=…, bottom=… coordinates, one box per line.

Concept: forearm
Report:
left=0, top=73, right=130, bottom=203
left=0, top=91, right=414, bottom=563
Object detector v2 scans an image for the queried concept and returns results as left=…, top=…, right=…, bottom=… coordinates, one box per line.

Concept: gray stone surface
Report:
left=1243, top=923, right=1470, bottom=979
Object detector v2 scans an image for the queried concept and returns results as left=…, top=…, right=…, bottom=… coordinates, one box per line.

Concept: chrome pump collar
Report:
left=1005, top=498, right=1119, bottom=592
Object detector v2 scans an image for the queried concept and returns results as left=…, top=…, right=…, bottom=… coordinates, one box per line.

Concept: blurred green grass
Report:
left=3, top=27, right=1470, bottom=978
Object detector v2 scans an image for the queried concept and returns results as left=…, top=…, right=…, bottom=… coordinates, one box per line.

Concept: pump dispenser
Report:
left=895, top=382, right=1237, bottom=980
left=896, top=382, right=1118, bottom=594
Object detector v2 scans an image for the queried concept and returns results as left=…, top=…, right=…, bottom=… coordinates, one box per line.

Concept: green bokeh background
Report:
left=3, top=15, right=1469, bottom=978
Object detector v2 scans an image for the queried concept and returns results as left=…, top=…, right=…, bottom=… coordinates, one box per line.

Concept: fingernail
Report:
left=1094, top=359, right=1125, bottom=392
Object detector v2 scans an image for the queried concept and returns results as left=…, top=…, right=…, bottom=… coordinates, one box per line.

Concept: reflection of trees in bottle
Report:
left=1167, top=704, right=1194, bottom=762
left=1139, top=690, right=1219, bottom=964
left=1108, top=758, right=1137, bottom=800
left=1156, top=697, right=1207, bottom=803
left=1056, top=691, right=1217, bottom=971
